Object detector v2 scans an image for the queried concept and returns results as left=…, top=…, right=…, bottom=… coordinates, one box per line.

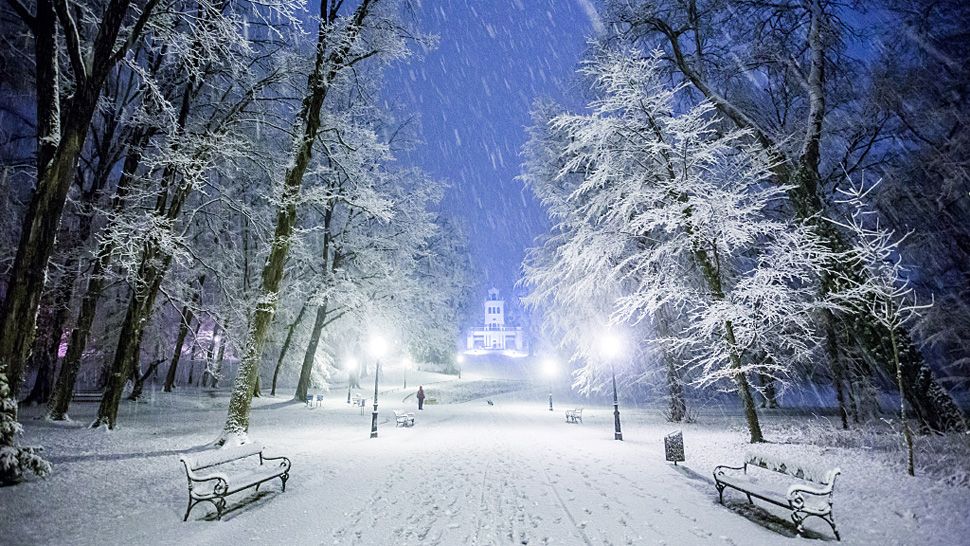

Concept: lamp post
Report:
left=368, top=337, right=387, bottom=439
left=599, top=333, right=624, bottom=441
left=542, top=358, right=557, bottom=411
left=346, top=357, right=357, bottom=404
left=456, top=354, right=465, bottom=380
left=402, top=356, right=411, bottom=390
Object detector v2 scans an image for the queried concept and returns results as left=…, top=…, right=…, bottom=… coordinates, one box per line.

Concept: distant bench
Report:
left=714, top=452, right=841, bottom=540
left=565, top=408, right=583, bottom=423
left=71, top=391, right=103, bottom=403
left=305, top=394, right=324, bottom=408
left=179, top=442, right=291, bottom=521
left=423, top=397, right=438, bottom=405
left=394, top=410, right=415, bottom=427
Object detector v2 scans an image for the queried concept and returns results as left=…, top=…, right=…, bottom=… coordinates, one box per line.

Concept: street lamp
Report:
left=456, top=354, right=465, bottom=379
left=402, top=355, right=412, bottom=390
left=346, top=357, right=357, bottom=404
left=542, top=358, right=558, bottom=411
left=368, top=336, right=387, bottom=439
left=599, top=333, right=624, bottom=441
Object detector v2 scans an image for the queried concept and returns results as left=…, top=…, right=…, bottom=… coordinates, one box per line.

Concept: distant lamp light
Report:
left=346, top=357, right=358, bottom=372
left=542, top=358, right=558, bottom=377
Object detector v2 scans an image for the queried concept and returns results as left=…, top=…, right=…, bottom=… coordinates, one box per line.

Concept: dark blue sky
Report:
left=385, top=0, right=597, bottom=304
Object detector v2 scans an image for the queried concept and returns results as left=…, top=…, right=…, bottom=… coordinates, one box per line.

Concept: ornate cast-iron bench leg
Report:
left=281, top=472, right=288, bottom=492
left=715, top=482, right=726, bottom=503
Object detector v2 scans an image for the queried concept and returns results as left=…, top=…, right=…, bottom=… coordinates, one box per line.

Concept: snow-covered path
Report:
left=311, top=402, right=779, bottom=546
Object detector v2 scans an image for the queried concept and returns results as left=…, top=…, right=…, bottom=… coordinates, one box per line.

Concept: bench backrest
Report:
left=744, top=452, right=838, bottom=485
left=181, top=442, right=264, bottom=471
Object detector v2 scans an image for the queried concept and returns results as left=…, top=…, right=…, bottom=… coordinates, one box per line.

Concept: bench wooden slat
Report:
left=181, top=442, right=264, bottom=471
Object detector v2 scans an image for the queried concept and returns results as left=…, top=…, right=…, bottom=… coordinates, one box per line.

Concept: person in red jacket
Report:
left=417, top=386, right=426, bottom=410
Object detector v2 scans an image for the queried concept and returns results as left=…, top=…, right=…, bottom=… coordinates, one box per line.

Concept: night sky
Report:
left=384, top=0, right=599, bottom=306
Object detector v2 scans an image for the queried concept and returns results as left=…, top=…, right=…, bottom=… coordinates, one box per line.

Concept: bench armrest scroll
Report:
left=261, top=454, right=292, bottom=472
left=713, top=464, right=745, bottom=477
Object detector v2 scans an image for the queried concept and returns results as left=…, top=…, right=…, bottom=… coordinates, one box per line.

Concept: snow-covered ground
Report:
left=2, top=368, right=969, bottom=545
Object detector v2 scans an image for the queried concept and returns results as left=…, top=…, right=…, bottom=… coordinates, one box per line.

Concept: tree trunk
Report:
left=758, top=373, right=779, bottom=409
left=891, top=329, right=916, bottom=476
left=221, top=0, right=377, bottom=440
left=128, top=359, right=162, bottom=401
left=295, top=304, right=329, bottom=402
left=163, top=277, right=205, bottom=391
left=665, top=355, right=687, bottom=422
left=187, top=321, right=203, bottom=386
left=271, top=303, right=308, bottom=396
left=211, top=335, right=226, bottom=389
left=724, top=320, right=764, bottom=443
left=164, top=305, right=194, bottom=392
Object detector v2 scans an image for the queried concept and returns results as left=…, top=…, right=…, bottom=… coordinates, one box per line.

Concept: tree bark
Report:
left=294, top=304, right=329, bottom=402
left=271, top=303, right=309, bottom=396
left=163, top=277, right=205, bottom=391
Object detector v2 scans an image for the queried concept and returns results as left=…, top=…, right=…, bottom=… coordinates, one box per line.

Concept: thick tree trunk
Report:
left=221, top=0, right=376, bottom=440
left=271, top=303, right=308, bottom=396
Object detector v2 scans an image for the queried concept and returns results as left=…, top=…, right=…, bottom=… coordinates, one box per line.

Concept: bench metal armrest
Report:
left=787, top=483, right=833, bottom=500
left=713, top=464, right=746, bottom=477
left=185, top=473, right=229, bottom=497
left=261, top=454, right=292, bottom=472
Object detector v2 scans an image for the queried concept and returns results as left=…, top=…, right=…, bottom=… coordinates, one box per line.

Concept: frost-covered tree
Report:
left=220, top=0, right=422, bottom=442
left=827, top=180, right=957, bottom=475
left=598, top=0, right=967, bottom=433
left=524, top=50, right=834, bottom=443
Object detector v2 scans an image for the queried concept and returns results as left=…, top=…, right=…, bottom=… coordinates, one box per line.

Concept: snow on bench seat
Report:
left=178, top=442, right=291, bottom=521
left=714, top=451, right=841, bottom=540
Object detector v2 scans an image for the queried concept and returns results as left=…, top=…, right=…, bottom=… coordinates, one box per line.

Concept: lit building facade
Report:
left=465, top=288, right=526, bottom=354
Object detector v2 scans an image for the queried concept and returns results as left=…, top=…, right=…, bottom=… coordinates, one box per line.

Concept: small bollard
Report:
left=664, top=430, right=685, bottom=465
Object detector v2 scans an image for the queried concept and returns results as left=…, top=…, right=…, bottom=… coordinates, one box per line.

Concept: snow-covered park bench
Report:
left=179, top=442, right=291, bottom=521
left=394, top=410, right=415, bottom=427
left=565, top=408, right=583, bottom=423
left=305, top=393, right=324, bottom=408
left=713, top=452, right=841, bottom=540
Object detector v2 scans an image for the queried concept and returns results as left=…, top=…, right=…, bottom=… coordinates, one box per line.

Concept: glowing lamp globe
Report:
left=368, top=336, right=387, bottom=359
left=599, top=333, right=624, bottom=360
left=542, top=358, right=558, bottom=377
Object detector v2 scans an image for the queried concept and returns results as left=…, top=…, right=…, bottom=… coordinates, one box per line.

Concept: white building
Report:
left=465, top=288, right=527, bottom=355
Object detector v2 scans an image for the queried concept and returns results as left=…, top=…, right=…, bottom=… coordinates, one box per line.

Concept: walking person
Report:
left=417, top=386, right=426, bottom=410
